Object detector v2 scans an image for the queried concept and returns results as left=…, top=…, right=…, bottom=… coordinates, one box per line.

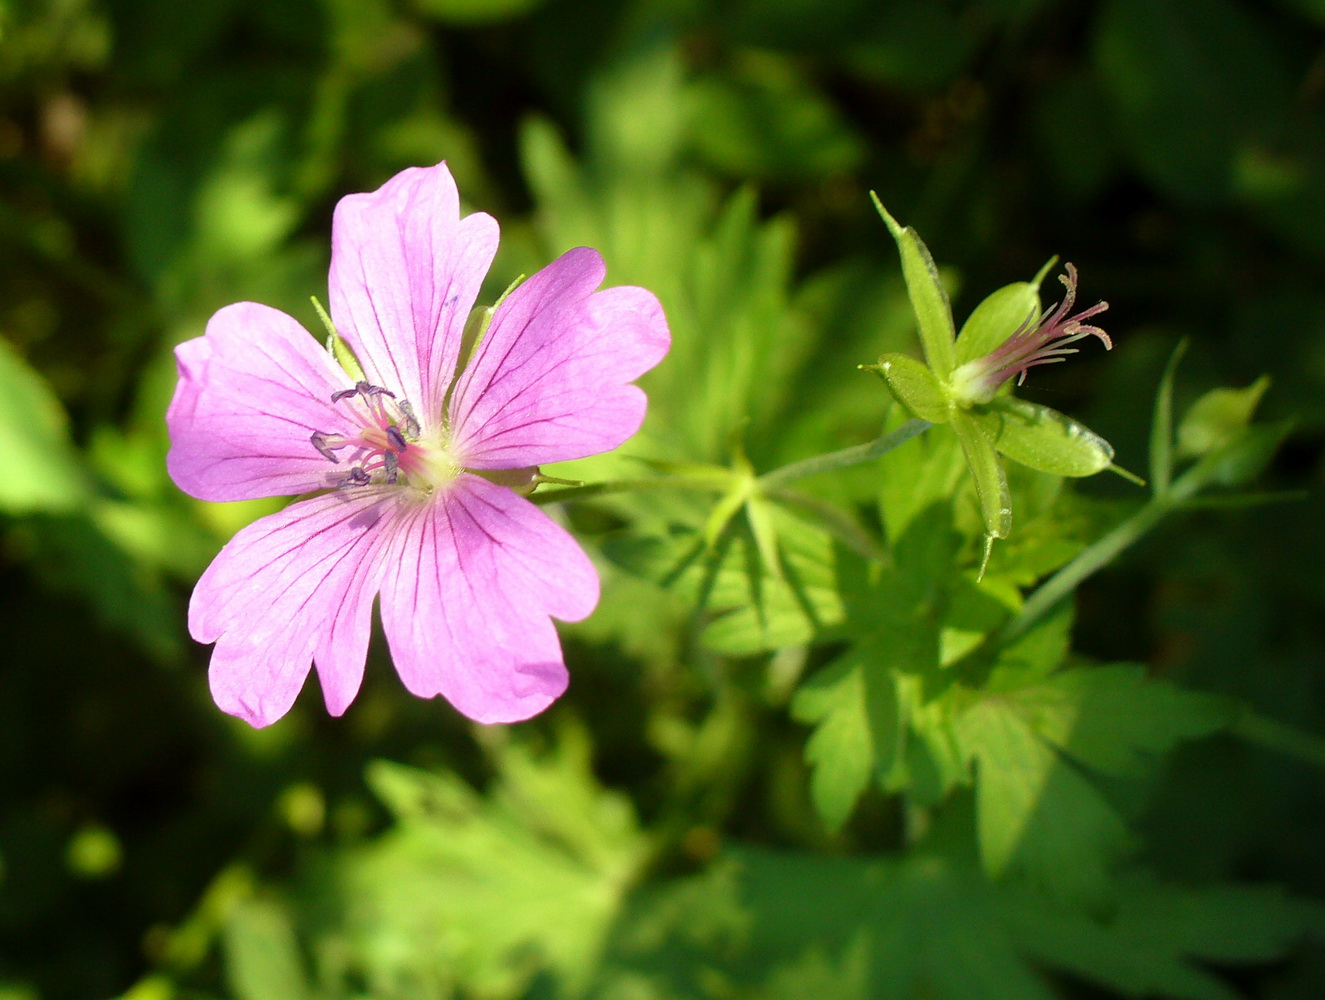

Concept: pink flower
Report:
left=166, top=163, right=669, bottom=727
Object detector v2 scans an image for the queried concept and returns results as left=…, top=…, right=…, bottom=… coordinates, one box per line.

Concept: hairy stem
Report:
left=758, top=418, right=931, bottom=488
left=532, top=419, right=932, bottom=505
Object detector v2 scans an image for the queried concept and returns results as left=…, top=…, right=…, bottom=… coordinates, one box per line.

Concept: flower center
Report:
left=949, top=263, right=1111, bottom=407
left=310, top=381, right=460, bottom=493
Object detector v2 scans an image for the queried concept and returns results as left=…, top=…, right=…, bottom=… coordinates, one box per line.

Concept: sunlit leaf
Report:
left=0, top=337, right=86, bottom=513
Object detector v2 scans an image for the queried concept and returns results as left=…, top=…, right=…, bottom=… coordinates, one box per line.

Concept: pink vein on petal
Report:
left=448, top=246, right=670, bottom=469
left=328, top=162, right=498, bottom=422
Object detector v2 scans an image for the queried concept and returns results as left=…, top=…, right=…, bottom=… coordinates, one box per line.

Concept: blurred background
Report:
left=2, top=0, right=1324, bottom=997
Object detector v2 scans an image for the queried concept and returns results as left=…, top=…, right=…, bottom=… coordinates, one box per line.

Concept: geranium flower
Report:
left=166, top=163, right=669, bottom=727
left=865, top=195, right=1122, bottom=557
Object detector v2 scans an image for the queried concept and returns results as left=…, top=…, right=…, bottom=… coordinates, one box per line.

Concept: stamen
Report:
left=310, top=431, right=342, bottom=463
left=339, top=466, right=371, bottom=489
left=386, top=426, right=408, bottom=452
left=397, top=400, right=420, bottom=438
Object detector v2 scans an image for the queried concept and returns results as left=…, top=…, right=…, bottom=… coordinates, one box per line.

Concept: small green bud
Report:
left=1177, top=376, right=1271, bottom=458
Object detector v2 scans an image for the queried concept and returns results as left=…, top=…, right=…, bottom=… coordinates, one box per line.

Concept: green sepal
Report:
left=950, top=407, right=1011, bottom=541
left=974, top=397, right=1115, bottom=478
left=953, top=279, right=1043, bottom=368
left=865, top=353, right=952, bottom=424
left=1176, top=375, right=1271, bottom=458
left=870, top=193, right=957, bottom=377
left=312, top=295, right=365, bottom=382
left=458, top=306, right=494, bottom=374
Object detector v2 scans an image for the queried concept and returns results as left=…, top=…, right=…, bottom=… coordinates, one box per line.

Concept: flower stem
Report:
left=996, top=446, right=1228, bottom=648
left=532, top=420, right=932, bottom=505
left=758, top=418, right=931, bottom=488
left=529, top=476, right=730, bottom=505
left=997, top=497, right=1170, bottom=647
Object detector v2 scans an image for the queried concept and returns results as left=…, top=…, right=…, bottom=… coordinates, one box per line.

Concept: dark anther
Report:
left=386, top=426, right=408, bottom=452
left=330, top=386, right=359, bottom=403
left=397, top=400, right=420, bottom=438
left=384, top=451, right=399, bottom=484
left=357, top=380, right=396, bottom=399
left=310, top=432, right=340, bottom=463
left=339, top=466, right=371, bottom=489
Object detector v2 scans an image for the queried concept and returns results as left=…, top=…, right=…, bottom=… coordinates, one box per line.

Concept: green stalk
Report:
left=532, top=420, right=932, bottom=505
left=529, top=476, right=728, bottom=505
left=997, top=496, right=1170, bottom=647
left=758, top=418, right=931, bottom=488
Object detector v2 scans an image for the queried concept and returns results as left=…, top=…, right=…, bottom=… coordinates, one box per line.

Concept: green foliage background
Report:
left=2, top=0, right=1324, bottom=998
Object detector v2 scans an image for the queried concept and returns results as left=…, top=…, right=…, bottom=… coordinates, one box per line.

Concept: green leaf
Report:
left=954, top=279, right=1044, bottom=367
left=958, top=663, right=1231, bottom=902
left=791, top=646, right=904, bottom=831
left=686, top=57, right=866, bottom=181
left=605, top=846, right=1320, bottom=1000
left=877, top=408, right=968, bottom=544
left=951, top=407, right=1011, bottom=539
left=866, top=352, right=951, bottom=423
left=1010, top=875, right=1323, bottom=1000
left=222, top=898, right=311, bottom=1000
left=1095, top=0, right=1292, bottom=204
left=1174, top=419, right=1292, bottom=494
left=1176, top=375, right=1271, bottom=458
left=0, top=338, right=87, bottom=513
left=870, top=194, right=957, bottom=376
left=975, top=397, right=1115, bottom=478
left=605, top=508, right=861, bottom=656
left=1012, top=665, right=1232, bottom=777
left=350, top=733, right=645, bottom=998
left=959, top=692, right=1130, bottom=900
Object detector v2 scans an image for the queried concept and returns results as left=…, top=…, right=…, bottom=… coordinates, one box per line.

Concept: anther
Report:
left=357, top=381, right=395, bottom=399
left=397, top=400, right=420, bottom=438
left=339, top=466, right=371, bottom=489
left=310, top=431, right=343, bottom=463
left=384, top=451, right=399, bottom=484
left=330, top=386, right=360, bottom=403
left=386, top=426, right=408, bottom=452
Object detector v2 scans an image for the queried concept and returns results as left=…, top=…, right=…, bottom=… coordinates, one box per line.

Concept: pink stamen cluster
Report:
left=952, top=263, right=1110, bottom=405
left=310, top=381, right=421, bottom=488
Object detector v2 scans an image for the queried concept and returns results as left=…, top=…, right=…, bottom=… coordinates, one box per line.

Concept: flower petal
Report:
left=190, top=489, right=397, bottom=727
left=329, top=162, right=499, bottom=423
left=167, top=303, right=360, bottom=502
left=448, top=246, right=669, bottom=469
left=378, top=475, right=599, bottom=724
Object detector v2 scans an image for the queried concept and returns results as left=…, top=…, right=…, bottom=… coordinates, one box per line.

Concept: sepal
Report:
left=865, top=352, right=951, bottom=424
left=953, top=276, right=1046, bottom=368
left=974, top=397, right=1115, bottom=478
left=871, top=193, right=957, bottom=376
